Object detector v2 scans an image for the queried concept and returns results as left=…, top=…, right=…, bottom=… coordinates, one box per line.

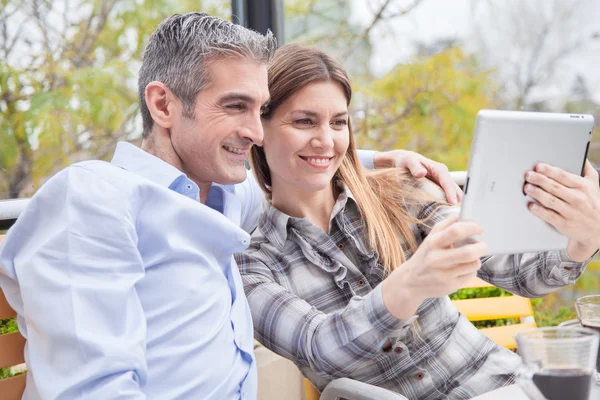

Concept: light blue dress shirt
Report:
left=0, top=142, right=377, bottom=400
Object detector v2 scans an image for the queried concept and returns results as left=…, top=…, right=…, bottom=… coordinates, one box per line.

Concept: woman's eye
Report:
left=333, top=120, right=348, bottom=126
left=295, top=119, right=314, bottom=125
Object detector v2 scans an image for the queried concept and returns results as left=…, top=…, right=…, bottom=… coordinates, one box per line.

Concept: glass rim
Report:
left=576, top=294, right=600, bottom=305
left=516, top=326, right=599, bottom=343
left=558, top=319, right=581, bottom=327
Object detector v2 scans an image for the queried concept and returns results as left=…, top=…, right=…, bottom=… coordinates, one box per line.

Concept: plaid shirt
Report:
left=235, top=186, right=590, bottom=400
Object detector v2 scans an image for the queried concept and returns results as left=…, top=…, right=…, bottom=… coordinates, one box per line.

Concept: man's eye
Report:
left=227, top=104, right=245, bottom=110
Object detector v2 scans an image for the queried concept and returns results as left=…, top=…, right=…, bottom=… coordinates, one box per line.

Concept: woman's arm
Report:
left=237, top=211, right=488, bottom=379
left=477, top=251, right=590, bottom=298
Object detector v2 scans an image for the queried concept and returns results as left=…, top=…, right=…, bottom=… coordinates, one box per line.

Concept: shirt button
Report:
left=394, top=347, right=403, bottom=354
left=186, top=184, right=192, bottom=189
left=337, top=242, right=344, bottom=250
left=415, top=372, right=425, bottom=380
left=357, top=279, right=365, bottom=286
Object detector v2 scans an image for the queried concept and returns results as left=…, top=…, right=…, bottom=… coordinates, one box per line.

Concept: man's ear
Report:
left=145, top=81, right=178, bottom=130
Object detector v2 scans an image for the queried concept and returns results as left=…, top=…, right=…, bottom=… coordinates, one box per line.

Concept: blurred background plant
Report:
left=1, top=0, right=599, bottom=365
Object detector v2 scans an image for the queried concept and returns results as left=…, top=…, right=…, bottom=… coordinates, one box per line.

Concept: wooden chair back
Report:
left=0, top=234, right=27, bottom=399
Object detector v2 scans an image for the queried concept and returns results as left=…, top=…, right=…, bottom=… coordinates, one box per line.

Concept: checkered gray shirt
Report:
left=235, top=186, right=589, bottom=400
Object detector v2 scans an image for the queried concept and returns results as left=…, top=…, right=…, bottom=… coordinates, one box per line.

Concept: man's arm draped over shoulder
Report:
left=0, top=165, right=147, bottom=400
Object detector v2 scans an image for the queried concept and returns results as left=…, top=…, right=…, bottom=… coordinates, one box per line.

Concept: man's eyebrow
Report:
left=218, top=93, right=256, bottom=104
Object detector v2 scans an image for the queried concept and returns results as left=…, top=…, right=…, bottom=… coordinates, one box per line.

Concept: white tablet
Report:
left=459, top=110, right=594, bottom=255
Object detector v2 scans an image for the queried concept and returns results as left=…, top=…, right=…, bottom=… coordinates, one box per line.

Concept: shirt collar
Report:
left=259, top=183, right=357, bottom=251
left=111, top=142, right=187, bottom=188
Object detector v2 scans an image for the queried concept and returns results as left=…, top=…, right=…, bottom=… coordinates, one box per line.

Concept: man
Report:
left=0, top=13, right=461, bottom=400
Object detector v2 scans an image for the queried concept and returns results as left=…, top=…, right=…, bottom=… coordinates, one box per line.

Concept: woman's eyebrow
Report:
left=292, top=110, right=319, bottom=117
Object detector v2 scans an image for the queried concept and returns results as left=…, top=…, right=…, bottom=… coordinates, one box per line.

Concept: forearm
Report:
left=478, top=250, right=592, bottom=298
left=381, top=273, right=423, bottom=320
left=567, top=240, right=599, bottom=262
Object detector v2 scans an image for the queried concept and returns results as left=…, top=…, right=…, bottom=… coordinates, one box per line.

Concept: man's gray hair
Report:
left=138, top=12, right=277, bottom=137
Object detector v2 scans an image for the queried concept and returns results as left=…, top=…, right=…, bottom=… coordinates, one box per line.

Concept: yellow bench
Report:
left=452, top=277, right=537, bottom=349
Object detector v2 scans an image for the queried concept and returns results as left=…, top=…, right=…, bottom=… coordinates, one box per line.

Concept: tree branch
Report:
left=341, top=0, right=425, bottom=59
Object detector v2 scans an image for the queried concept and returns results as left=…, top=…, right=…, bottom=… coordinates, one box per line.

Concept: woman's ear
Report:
left=145, top=81, right=178, bottom=130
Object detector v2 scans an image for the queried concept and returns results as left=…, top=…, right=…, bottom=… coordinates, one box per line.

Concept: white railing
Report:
left=0, top=172, right=470, bottom=223
left=0, top=199, right=31, bottom=222
left=449, top=171, right=467, bottom=187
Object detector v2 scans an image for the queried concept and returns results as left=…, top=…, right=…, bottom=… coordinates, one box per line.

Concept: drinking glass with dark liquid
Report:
left=515, top=327, right=599, bottom=400
left=561, top=294, right=600, bottom=385
left=577, top=295, right=600, bottom=385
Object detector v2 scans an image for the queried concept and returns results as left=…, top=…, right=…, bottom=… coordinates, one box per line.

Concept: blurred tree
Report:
left=469, top=0, right=598, bottom=111
left=0, top=0, right=229, bottom=198
left=563, top=75, right=600, bottom=164
left=285, top=0, right=425, bottom=78
left=1, top=0, right=499, bottom=199
left=353, top=47, right=499, bottom=170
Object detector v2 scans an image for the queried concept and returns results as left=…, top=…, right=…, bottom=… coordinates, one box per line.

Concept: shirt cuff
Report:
left=356, top=149, right=377, bottom=170
left=365, top=283, right=416, bottom=336
left=556, top=248, right=597, bottom=277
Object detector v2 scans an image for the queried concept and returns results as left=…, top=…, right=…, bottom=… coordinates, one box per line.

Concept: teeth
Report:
left=306, top=158, right=330, bottom=164
left=224, top=146, right=245, bottom=155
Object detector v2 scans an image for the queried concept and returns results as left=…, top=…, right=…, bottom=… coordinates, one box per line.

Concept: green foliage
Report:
left=533, top=306, right=577, bottom=328
left=0, top=368, right=13, bottom=380
left=450, top=286, right=511, bottom=300
left=354, top=47, right=500, bottom=171
left=0, top=0, right=230, bottom=198
left=0, top=318, right=20, bottom=380
left=0, top=318, right=18, bottom=334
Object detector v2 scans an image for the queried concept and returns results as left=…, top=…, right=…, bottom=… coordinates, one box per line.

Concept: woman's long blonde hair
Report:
left=251, top=44, right=440, bottom=272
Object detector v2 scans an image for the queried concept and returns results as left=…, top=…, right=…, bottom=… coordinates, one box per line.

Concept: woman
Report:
left=235, top=44, right=600, bottom=399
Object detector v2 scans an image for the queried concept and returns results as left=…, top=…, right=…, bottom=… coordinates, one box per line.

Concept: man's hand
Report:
left=373, top=149, right=462, bottom=205
left=525, top=160, right=600, bottom=262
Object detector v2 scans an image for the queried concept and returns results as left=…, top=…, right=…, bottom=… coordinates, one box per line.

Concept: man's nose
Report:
left=240, top=111, right=264, bottom=145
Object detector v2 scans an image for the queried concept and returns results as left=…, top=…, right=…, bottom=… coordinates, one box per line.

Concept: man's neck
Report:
left=141, top=133, right=212, bottom=203
left=271, top=182, right=337, bottom=234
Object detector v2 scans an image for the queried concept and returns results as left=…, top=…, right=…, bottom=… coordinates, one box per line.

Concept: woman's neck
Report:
left=271, top=182, right=337, bottom=233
